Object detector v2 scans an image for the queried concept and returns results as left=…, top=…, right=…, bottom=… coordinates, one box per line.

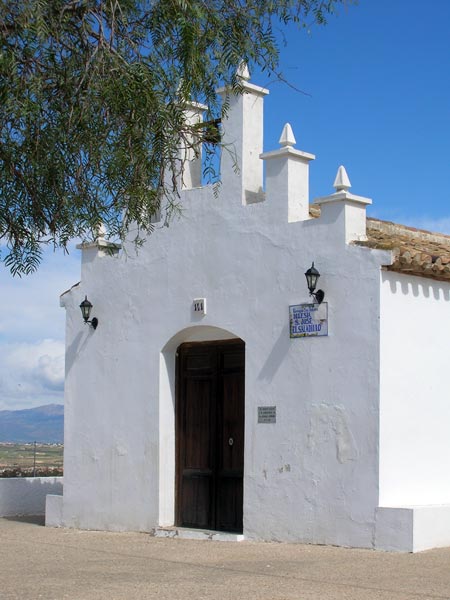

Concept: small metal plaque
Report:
left=289, top=302, right=328, bottom=338
left=258, top=406, right=276, bottom=424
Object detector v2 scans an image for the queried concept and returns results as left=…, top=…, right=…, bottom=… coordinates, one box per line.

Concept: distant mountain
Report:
left=0, top=404, right=64, bottom=443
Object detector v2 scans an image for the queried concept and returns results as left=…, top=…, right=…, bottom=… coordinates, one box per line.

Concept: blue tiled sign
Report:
left=289, top=302, right=328, bottom=338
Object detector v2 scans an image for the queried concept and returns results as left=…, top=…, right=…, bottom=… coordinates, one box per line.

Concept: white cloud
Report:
left=0, top=247, right=79, bottom=410
left=0, top=246, right=80, bottom=343
left=0, top=339, right=65, bottom=411
left=36, top=353, right=65, bottom=390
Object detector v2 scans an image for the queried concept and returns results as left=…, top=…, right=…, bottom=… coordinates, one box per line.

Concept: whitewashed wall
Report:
left=58, top=76, right=394, bottom=549
left=60, top=189, right=389, bottom=547
left=379, top=271, right=450, bottom=506
left=0, top=477, right=62, bottom=517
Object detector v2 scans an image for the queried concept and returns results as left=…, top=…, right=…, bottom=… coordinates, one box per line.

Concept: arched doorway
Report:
left=175, top=339, right=245, bottom=533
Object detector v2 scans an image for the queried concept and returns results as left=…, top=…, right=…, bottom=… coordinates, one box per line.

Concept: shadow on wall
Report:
left=65, top=332, right=88, bottom=376
left=387, top=274, right=450, bottom=301
left=258, top=324, right=291, bottom=383
left=0, top=477, right=63, bottom=518
left=3, top=514, right=45, bottom=525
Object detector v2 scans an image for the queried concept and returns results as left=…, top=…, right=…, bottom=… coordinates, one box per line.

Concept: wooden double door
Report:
left=176, top=340, right=245, bottom=533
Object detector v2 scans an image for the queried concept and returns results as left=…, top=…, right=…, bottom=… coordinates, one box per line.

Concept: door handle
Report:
left=228, top=437, right=234, bottom=446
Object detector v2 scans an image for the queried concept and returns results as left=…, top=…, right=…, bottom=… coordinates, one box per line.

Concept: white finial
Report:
left=236, top=61, right=250, bottom=81
left=96, top=222, right=107, bottom=240
left=333, top=165, right=351, bottom=192
left=278, top=123, right=296, bottom=148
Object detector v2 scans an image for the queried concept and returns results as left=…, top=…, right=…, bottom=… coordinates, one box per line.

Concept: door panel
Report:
left=176, top=340, right=244, bottom=533
left=184, top=378, right=212, bottom=469
left=216, top=475, right=243, bottom=533
left=181, top=477, right=212, bottom=529
left=221, top=371, right=245, bottom=472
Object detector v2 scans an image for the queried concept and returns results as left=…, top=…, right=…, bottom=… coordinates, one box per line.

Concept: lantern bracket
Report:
left=79, top=296, right=99, bottom=330
left=304, top=262, right=325, bottom=305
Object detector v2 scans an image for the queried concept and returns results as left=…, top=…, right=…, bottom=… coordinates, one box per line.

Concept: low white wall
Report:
left=45, top=494, right=63, bottom=527
left=375, top=505, right=450, bottom=552
left=0, top=477, right=63, bottom=517
left=380, top=272, right=450, bottom=506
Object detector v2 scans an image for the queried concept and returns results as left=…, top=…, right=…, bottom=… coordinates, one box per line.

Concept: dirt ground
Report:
left=2, top=516, right=450, bottom=600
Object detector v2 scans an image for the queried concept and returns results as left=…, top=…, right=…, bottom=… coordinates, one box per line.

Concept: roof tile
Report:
left=309, top=206, right=450, bottom=282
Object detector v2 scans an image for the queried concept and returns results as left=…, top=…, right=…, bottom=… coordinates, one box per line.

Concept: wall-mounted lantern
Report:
left=79, top=296, right=98, bottom=330
left=304, top=262, right=325, bottom=304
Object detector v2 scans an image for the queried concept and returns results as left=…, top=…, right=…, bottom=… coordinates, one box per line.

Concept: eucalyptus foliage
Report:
left=1, top=0, right=345, bottom=275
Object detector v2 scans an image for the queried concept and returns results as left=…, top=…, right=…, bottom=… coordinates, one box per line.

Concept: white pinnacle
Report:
left=236, top=61, right=250, bottom=81
left=96, top=222, right=107, bottom=240
left=333, top=165, right=351, bottom=192
left=278, top=123, right=296, bottom=148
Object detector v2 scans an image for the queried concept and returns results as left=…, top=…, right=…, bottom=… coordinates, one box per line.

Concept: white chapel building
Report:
left=47, top=70, right=450, bottom=552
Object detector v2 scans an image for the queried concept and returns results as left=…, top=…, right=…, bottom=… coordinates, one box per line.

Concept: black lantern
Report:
left=304, top=263, right=325, bottom=304
left=79, top=296, right=98, bottom=329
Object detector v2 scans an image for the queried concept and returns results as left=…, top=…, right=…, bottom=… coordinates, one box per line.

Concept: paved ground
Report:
left=2, top=517, right=450, bottom=600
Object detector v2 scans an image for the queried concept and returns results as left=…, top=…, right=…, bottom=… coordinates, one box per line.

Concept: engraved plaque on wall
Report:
left=258, top=406, right=276, bottom=424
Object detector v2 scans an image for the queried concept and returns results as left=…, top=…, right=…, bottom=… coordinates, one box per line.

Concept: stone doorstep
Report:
left=152, top=526, right=244, bottom=542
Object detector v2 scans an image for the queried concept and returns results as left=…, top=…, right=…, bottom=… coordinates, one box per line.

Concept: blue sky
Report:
left=261, top=0, right=450, bottom=231
left=0, top=0, right=449, bottom=410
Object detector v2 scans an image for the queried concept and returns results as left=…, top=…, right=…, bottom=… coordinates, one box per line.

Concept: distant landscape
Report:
left=0, top=405, right=64, bottom=476
left=0, top=404, right=64, bottom=443
left=0, top=442, right=63, bottom=477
